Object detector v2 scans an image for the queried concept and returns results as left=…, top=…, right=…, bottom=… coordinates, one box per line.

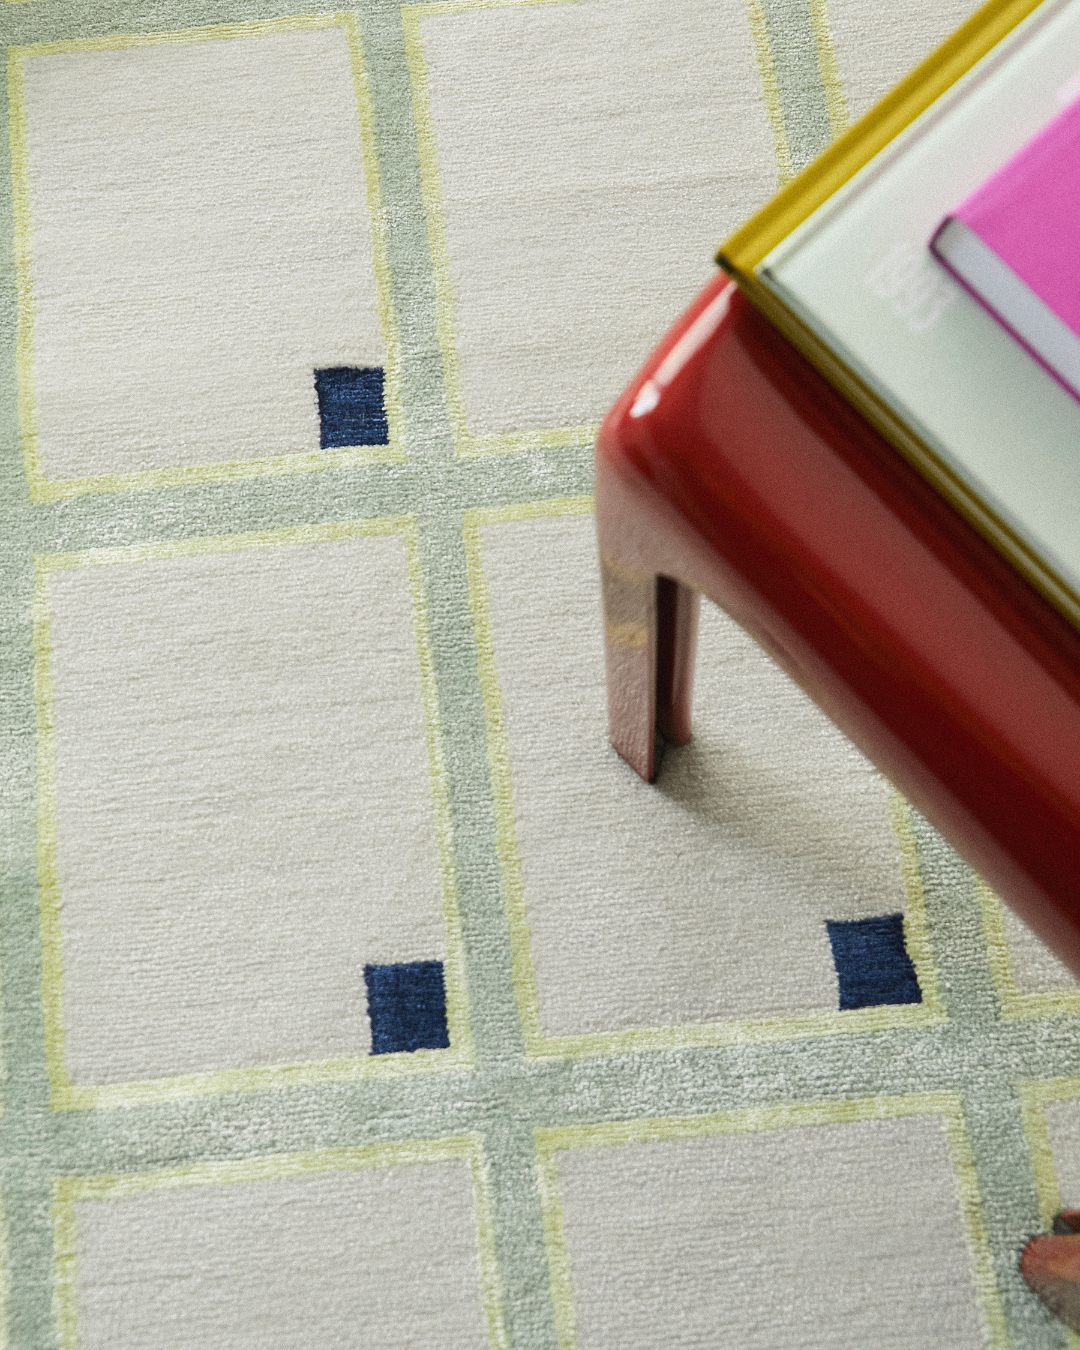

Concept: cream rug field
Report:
left=3, top=0, right=1080, bottom=1346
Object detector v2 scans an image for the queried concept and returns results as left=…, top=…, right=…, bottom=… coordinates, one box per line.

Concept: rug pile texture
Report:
left=2, top=0, right=1079, bottom=1345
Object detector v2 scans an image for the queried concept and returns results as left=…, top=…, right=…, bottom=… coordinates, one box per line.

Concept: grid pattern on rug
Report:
left=3, top=0, right=1080, bottom=1347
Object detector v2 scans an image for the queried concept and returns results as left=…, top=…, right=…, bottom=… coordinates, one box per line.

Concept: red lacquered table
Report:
left=597, top=271, right=1080, bottom=977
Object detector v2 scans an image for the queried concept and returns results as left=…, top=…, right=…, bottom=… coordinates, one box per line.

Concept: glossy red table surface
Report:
left=597, top=273, right=1080, bottom=976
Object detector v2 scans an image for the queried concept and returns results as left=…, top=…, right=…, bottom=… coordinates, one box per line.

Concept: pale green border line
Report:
left=0, top=1189, right=8, bottom=1350
left=889, top=784, right=945, bottom=1016
left=462, top=496, right=946, bottom=1062
left=1017, top=1079, right=1080, bottom=1350
left=33, top=516, right=473, bottom=1110
left=534, top=1093, right=1008, bottom=1350
left=973, top=878, right=1080, bottom=1020
left=51, top=1134, right=508, bottom=1350
left=745, top=0, right=796, bottom=184
left=8, top=13, right=407, bottom=501
left=806, top=0, right=849, bottom=139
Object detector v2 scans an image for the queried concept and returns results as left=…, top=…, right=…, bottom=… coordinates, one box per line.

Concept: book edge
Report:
left=932, top=217, right=1080, bottom=403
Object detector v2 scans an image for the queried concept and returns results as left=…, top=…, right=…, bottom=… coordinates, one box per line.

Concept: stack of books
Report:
left=718, top=0, right=1080, bottom=633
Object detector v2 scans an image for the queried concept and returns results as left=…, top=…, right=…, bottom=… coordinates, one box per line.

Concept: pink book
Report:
left=930, top=93, right=1080, bottom=403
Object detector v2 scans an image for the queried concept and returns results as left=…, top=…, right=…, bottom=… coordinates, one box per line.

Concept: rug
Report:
left=2, top=0, right=1079, bottom=1345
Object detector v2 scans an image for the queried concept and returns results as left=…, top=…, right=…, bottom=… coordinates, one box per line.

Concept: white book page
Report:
left=761, top=0, right=1080, bottom=595
left=933, top=217, right=1080, bottom=397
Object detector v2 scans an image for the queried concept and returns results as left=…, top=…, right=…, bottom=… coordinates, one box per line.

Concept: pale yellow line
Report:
left=535, top=1093, right=1007, bottom=1350
left=534, top=1144, right=578, bottom=1350
left=938, top=1108, right=1011, bottom=1350
left=38, top=516, right=411, bottom=577
left=1016, top=1080, right=1075, bottom=1226
left=465, top=1138, right=512, bottom=1350
left=403, top=0, right=599, bottom=460
left=457, top=425, right=600, bottom=459
left=889, top=787, right=945, bottom=1017
left=461, top=498, right=596, bottom=1050
left=462, top=497, right=943, bottom=1060
left=744, top=0, right=795, bottom=185
left=400, top=521, right=475, bottom=1065
left=52, top=1179, right=76, bottom=1350
left=53, top=1135, right=507, bottom=1350
left=8, top=47, right=36, bottom=490
left=32, top=559, right=65, bottom=1113
left=405, top=0, right=577, bottom=16
left=806, top=0, right=850, bottom=138
left=35, top=516, right=474, bottom=1111
left=343, top=13, right=407, bottom=453
left=10, top=14, right=406, bottom=500
left=1017, top=1080, right=1080, bottom=1350
left=972, top=874, right=1022, bottom=1009
left=25, top=445, right=406, bottom=503
left=55, top=1049, right=473, bottom=1112
left=10, top=13, right=352, bottom=66
left=528, top=1001, right=937, bottom=1059
left=402, top=0, right=471, bottom=455
left=972, top=877, right=1080, bottom=1019
left=0, top=1189, right=8, bottom=1350
left=1003, top=988, right=1080, bottom=1017
left=535, top=1089, right=962, bottom=1151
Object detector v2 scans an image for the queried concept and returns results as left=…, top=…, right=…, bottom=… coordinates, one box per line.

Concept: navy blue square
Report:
left=364, top=961, right=449, bottom=1054
left=314, top=366, right=388, bottom=447
left=825, top=913, right=922, bottom=1010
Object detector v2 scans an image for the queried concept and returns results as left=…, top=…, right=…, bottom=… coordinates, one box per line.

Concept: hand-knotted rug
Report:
left=2, top=0, right=1079, bottom=1346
